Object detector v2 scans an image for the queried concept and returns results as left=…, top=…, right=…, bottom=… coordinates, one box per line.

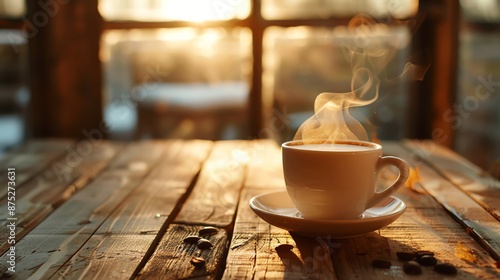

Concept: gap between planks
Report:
left=130, top=166, right=205, bottom=279
left=389, top=141, right=500, bottom=262
left=0, top=141, right=169, bottom=279
left=223, top=141, right=500, bottom=279
left=44, top=140, right=213, bottom=280
left=403, top=139, right=500, bottom=220
left=0, top=141, right=124, bottom=256
left=0, top=139, right=75, bottom=200
left=136, top=140, right=269, bottom=279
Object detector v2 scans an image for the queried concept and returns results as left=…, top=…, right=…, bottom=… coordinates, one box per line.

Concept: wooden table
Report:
left=1, top=139, right=499, bottom=279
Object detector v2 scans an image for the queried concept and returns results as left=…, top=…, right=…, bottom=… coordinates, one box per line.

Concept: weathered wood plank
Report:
left=224, top=141, right=500, bottom=279
left=137, top=224, right=228, bottom=280
left=2, top=139, right=499, bottom=280
left=385, top=142, right=500, bottom=261
left=404, top=140, right=500, bottom=220
left=174, top=140, right=252, bottom=227
left=224, top=141, right=336, bottom=279
left=0, top=141, right=166, bottom=279
left=137, top=140, right=255, bottom=279
left=46, top=140, right=213, bottom=279
left=0, top=139, right=74, bottom=199
left=330, top=205, right=500, bottom=279
left=224, top=188, right=336, bottom=280
left=52, top=234, right=154, bottom=279
left=0, top=141, right=123, bottom=255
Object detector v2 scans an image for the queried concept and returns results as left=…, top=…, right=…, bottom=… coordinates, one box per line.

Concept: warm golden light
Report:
left=262, top=0, right=419, bottom=20
left=99, top=0, right=251, bottom=22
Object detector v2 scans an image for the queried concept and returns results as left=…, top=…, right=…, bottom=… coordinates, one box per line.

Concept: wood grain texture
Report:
left=224, top=142, right=336, bottom=279
left=174, top=140, right=252, bottom=227
left=403, top=140, right=500, bottom=220
left=0, top=141, right=122, bottom=256
left=138, top=140, right=256, bottom=279
left=387, top=142, right=500, bottom=261
left=224, top=188, right=336, bottom=280
left=46, top=140, right=213, bottom=279
left=137, top=224, right=228, bottom=280
left=0, top=141, right=166, bottom=279
left=0, top=139, right=74, bottom=199
left=330, top=206, right=500, bottom=279
left=223, top=141, right=500, bottom=279
left=1, top=140, right=499, bottom=280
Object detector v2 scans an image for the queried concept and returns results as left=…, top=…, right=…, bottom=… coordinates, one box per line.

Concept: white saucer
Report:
left=249, top=191, right=406, bottom=238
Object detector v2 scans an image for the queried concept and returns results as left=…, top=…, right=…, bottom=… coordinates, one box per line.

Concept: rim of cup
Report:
left=282, top=139, right=382, bottom=152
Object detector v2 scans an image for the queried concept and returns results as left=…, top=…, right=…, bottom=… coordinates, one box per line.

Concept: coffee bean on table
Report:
left=183, top=235, right=201, bottom=244
left=197, top=238, right=213, bottom=250
left=403, top=261, right=422, bottom=275
left=371, top=259, right=391, bottom=268
left=415, top=250, right=435, bottom=258
left=416, top=255, right=437, bottom=266
left=396, top=251, right=415, bottom=261
left=190, top=256, right=206, bottom=267
left=434, top=263, right=458, bottom=275
left=199, top=226, right=219, bottom=236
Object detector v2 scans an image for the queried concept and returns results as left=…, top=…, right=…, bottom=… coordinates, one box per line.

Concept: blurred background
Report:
left=0, top=0, right=499, bottom=171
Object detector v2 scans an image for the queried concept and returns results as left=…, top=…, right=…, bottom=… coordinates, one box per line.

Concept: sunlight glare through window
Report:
left=99, top=0, right=251, bottom=22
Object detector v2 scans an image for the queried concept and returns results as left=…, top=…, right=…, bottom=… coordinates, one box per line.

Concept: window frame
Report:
left=0, top=0, right=459, bottom=145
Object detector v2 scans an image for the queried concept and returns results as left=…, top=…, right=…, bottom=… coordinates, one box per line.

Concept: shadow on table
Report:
left=272, top=232, right=489, bottom=279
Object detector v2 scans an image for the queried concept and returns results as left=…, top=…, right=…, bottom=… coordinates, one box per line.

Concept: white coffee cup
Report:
left=282, top=139, right=409, bottom=220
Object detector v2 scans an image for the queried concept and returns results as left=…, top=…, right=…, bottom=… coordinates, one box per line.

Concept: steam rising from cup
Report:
left=293, top=15, right=429, bottom=142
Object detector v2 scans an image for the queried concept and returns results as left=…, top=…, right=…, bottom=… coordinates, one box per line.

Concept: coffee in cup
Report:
left=282, top=139, right=409, bottom=220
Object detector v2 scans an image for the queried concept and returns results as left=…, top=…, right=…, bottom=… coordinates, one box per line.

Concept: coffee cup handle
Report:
left=366, top=156, right=410, bottom=209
